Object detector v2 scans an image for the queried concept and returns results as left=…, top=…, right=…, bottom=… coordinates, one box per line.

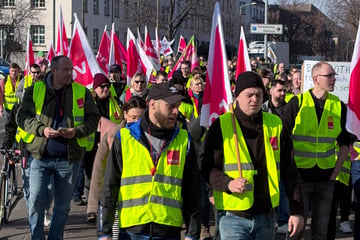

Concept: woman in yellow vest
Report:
left=202, top=72, right=304, bottom=240
left=73, top=73, right=122, bottom=205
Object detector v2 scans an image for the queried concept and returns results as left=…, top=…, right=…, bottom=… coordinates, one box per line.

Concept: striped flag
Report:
left=235, top=26, right=251, bottom=80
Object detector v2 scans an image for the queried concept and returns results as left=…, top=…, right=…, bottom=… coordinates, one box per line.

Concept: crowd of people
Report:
left=0, top=52, right=359, bottom=240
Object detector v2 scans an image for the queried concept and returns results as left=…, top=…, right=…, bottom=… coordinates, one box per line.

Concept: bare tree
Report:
left=0, top=2, right=38, bottom=60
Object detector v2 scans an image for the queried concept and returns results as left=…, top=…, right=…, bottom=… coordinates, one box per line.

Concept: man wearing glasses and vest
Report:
left=282, top=61, right=352, bottom=239
left=202, top=72, right=304, bottom=240
left=17, top=55, right=100, bottom=239
left=98, top=82, right=201, bottom=240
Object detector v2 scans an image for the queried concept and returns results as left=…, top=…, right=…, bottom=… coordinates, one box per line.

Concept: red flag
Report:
left=109, top=23, right=127, bottom=70
left=96, top=25, right=110, bottom=75
left=126, top=28, right=154, bottom=86
left=168, top=36, right=199, bottom=79
left=200, top=3, right=233, bottom=128
left=177, top=35, right=187, bottom=54
left=235, top=26, right=251, bottom=80
left=56, top=4, right=69, bottom=56
left=144, top=26, right=160, bottom=70
left=24, top=29, right=35, bottom=76
left=68, top=13, right=102, bottom=88
left=46, top=42, right=55, bottom=63
left=346, top=18, right=360, bottom=139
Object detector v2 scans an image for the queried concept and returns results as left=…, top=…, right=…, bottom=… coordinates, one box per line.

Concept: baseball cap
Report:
left=148, top=82, right=184, bottom=104
left=109, top=64, right=122, bottom=73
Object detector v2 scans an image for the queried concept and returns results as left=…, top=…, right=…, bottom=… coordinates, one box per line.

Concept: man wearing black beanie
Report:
left=201, top=71, right=304, bottom=239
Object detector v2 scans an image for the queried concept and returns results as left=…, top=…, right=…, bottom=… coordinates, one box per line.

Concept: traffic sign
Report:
left=250, top=24, right=283, bottom=35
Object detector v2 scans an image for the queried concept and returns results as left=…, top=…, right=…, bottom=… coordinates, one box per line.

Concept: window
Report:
left=3, top=0, right=15, bottom=6
left=31, top=0, right=45, bottom=8
left=0, top=25, right=14, bottom=40
left=93, top=28, right=99, bottom=48
left=31, top=25, right=45, bottom=45
left=104, top=0, right=110, bottom=16
left=114, top=0, right=120, bottom=17
left=84, top=0, right=88, bottom=13
left=93, top=0, right=99, bottom=14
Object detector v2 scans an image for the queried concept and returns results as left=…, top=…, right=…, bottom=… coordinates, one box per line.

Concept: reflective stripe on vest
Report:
left=292, top=91, right=341, bottom=169
left=33, top=81, right=90, bottom=149
left=214, top=112, right=281, bottom=211
left=118, top=127, right=188, bottom=228
left=4, top=76, right=20, bottom=110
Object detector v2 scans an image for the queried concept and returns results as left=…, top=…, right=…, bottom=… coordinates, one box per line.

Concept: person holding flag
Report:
left=201, top=72, right=304, bottom=240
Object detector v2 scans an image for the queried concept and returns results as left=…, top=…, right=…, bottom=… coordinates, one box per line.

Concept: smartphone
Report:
left=57, top=127, right=68, bottom=133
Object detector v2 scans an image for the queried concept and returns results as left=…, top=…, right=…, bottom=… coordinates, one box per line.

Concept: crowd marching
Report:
left=1, top=4, right=360, bottom=240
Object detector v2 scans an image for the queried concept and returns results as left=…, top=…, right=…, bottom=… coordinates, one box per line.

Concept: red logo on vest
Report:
left=167, top=150, right=180, bottom=165
left=77, top=98, right=84, bottom=108
left=328, top=116, right=334, bottom=129
left=270, top=137, right=278, bottom=150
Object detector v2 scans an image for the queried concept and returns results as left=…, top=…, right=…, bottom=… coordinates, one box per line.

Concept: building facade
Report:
left=0, top=0, right=265, bottom=67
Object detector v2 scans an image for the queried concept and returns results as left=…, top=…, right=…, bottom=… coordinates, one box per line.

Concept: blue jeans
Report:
left=219, top=210, right=276, bottom=240
left=28, top=157, right=80, bottom=240
left=119, top=232, right=180, bottom=240
left=277, top=180, right=290, bottom=226
left=22, top=156, right=54, bottom=212
left=300, top=180, right=334, bottom=240
left=352, top=160, right=360, bottom=240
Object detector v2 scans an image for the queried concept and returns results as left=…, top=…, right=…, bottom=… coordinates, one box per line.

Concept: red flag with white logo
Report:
left=200, top=3, right=233, bottom=128
left=177, top=35, right=187, bottom=54
left=46, top=42, right=55, bottom=63
left=56, top=4, right=69, bottom=56
left=126, top=28, right=154, bottom=86
left=346, top=18, right=360, bottom=140
left=144, top=26, right=161, bottom=71
left=235, top=26, right=252, bottom=80
left=96, top=25, right=110, bottom=75
left=108, top=23, right=127, bottom=73
left=24, top=29, right=35, bottom=76
left=68, top=13, right=102, bottom=88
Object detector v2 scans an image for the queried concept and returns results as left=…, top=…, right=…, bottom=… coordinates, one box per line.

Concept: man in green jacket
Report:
left=17, top=55, right=100, bottom=239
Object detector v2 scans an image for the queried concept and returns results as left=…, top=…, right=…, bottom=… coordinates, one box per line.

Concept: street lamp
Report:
left=346, top=39, right=355, bottom=61
left=239, top=2, right=256, bottom=28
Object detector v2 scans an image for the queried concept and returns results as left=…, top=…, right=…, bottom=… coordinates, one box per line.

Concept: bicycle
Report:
left=0, top=148, right=23, bottom=229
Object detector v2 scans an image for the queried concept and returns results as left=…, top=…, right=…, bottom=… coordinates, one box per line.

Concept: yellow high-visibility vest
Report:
left=118, top=127, right=188, bottom=228
left=3, top=75, right=20, bottom=110
left=214, top=112, right=281, bottom=211
left=292, top=91, right=342, bottom=169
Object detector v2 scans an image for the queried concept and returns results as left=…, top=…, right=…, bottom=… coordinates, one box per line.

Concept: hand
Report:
left=60, top=128, right=76, bottom=139
left=228, top=178, right=248, bottom=194
left=330, top=169, right=339, bottom=180
left=209, top=196, right=215, bottom=205
left=44, top=127, right=61, bottom=139
left=0, top=108, right=3, bottom=117
left=288, top=214, right=304, bottom=238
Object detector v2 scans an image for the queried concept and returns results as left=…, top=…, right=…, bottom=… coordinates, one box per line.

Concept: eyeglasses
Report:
left=31, top=71, right=40, bottom=74
left=134, top=81, right=145, bottom=84
left=99, top=84, right=110, bottom=89
left=316, top=73, right=337, bottom=78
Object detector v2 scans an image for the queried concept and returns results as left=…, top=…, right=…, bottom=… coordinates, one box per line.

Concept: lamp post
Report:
left=346, top=39, right=355, bottom=61
left=264, top=0, right=268, bottom=63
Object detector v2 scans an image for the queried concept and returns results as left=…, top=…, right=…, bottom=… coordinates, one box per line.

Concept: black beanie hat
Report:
left=235, top=71, right=265, bottom=96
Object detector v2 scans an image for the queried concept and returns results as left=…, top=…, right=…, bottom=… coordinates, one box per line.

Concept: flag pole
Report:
left=229, top=103, right=242, bottom=178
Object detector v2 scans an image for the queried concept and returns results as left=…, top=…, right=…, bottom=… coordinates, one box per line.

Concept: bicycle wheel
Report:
left=5, top=167, right=15, bottom=223
left=0, top=174, right=6, bottom=228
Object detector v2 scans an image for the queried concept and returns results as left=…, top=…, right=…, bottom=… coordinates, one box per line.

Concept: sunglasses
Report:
left=99, top=84, right=110, bottom=89
left=134, top=81, right=145, bottom=84
left=31, top=71, right=40, bottom=74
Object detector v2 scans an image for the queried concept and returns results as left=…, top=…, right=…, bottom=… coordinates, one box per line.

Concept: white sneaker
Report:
left=338, top=221, right=352, bottom=233
left=277, top=223, right=288, bottom=234
left=44, top=210, right=51, bottom=227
